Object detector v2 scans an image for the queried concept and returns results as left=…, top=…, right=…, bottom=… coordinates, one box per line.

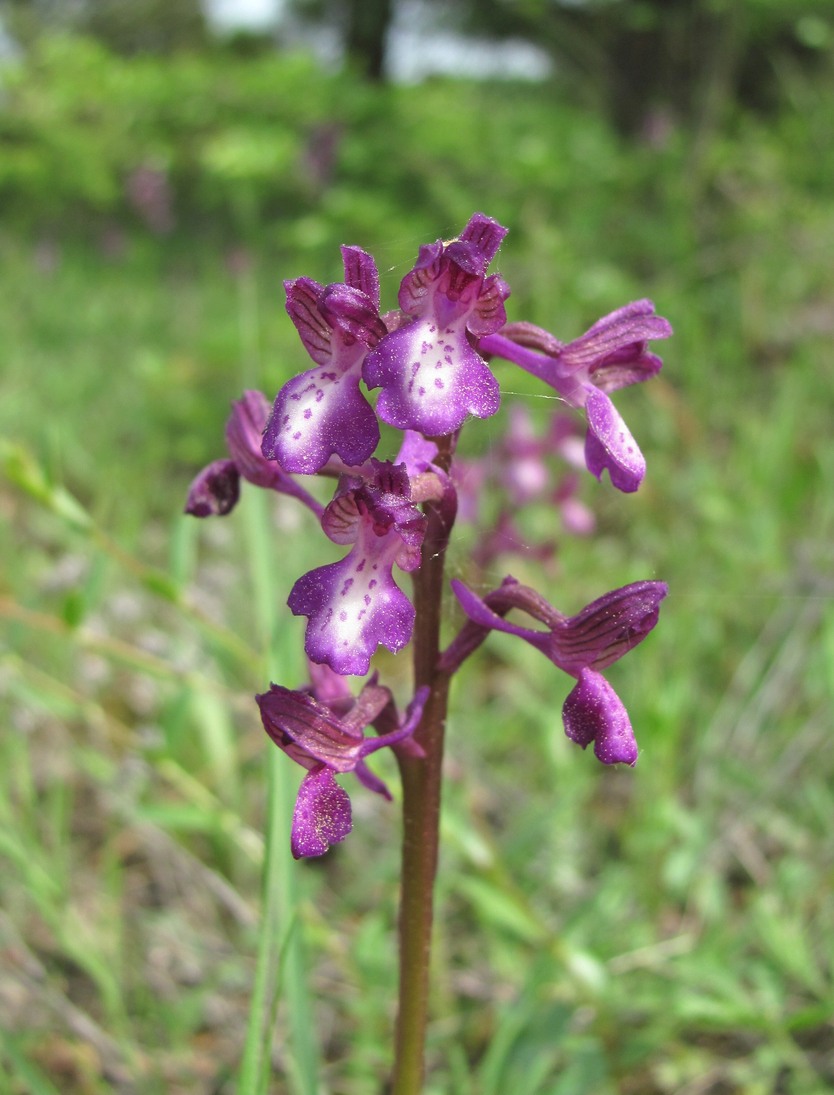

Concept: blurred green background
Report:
left=2, top=1, right=834, bottom=1092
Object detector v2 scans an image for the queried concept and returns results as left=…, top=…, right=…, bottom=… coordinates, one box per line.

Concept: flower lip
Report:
left=291, top=766, right=352, bottom=859
left=563, top=669, right=639, bottom=766
left=583, top=387, right=646, bottom=493
left=288, top=461, right=427, bottom=675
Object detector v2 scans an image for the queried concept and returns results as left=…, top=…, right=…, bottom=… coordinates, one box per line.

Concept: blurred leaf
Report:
left=2, top=441, right=92, bottom=531
left=454, top=875, right=545, bottom=945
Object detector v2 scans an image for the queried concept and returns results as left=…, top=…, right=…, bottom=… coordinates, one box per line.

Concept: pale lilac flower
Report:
left=470, top=510, right=556, bottom=571
left=257, top=674, right=428, bottom=857
left=443, top=577, right=668, bottom=765
left=261, top=246, right=387, bottom=474
left=126, top=163, right=174, bottom=234
left=499, top=404, right=550, bottom=504
left=289, top=460, right=427, bottom=675
left=479, top=300, right=672, bottom=491
left=185, top=389, right=323, bottom=517
left=363, top=213, right=510, bottom=436
left=451, top=406, right=592, bottom=568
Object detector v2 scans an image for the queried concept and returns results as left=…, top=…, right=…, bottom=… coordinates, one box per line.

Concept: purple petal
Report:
left=397, top=241, right=444, bottom=316
left=320, top=462, right=427, bottom=569
left=467, top=274, right=510, bottom=337
left=291, top=766, right=352, bottom=858
left=558, top=581, right=668, bottom=672
left=395, top=431, right=439, bottom=477
left=256, top=684, right=364, bottom=771
left=225, top=390, right=281, bottom=488
left=584, top=387, right=646, bottom=492
left=364, top=318, right=500, bottom=435
left=261, top=365, right=380, bottom=474
left=307, top=660, right=355, bottom=709
left=562, top=669, right=638, bottom=766
left=495, top=321, right=564, bottom=357
left=560, top=300, right=672, bottom=374
left=284, top=277, right=331, bottom=364
left=589, top=349, right=664, bottom=394
left=319, top=283, right=387, bottom=347
left=459, top=212, right=508, bottom=265
left=319, top=474, right=367, bottom=545
left=341, top=245, right=380, bottom=309
left=184, top=459, right=240, bottom=517
left=288, top=548, right=415, bottom=676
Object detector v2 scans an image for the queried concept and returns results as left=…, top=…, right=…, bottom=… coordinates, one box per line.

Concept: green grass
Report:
left=2, top=49, right=834, bottom=1094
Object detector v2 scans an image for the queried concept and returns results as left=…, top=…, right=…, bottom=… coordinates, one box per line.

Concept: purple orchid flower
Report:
left=261, top=246, right=387, bottom=474
left=442, top=577, right=668, bottom=765
left=185, top=389, right=324, bottom=518
left=288, top=460, right=427, bottom=676
left=362, top=213, right=510, bottom=437
left=479, top=300, right=672, bottom=492
left=257, top=673, right=428, bottom=857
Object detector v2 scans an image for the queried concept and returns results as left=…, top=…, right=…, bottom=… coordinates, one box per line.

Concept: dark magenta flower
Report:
left=362, top=213, right=510, bottom=436
left=257, top=673, right=428, bottom=857
left=479, top=300, right=672, bottom=492
left=443, top=577, right=667, bottom=765
left=288, top=460, right=427, bottom=675
left=261, top=246, right=387, bottom=474
left=185, top=389, right=324, bottom=517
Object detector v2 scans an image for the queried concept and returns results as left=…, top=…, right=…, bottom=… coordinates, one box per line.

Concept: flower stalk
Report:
left=391, top=435, right=454, bottom=1093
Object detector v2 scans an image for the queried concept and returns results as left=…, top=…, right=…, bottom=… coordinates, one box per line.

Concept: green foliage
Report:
left=1, top=35, right=834, bottom=1095
left=445, top=0, right=834, bottom=130
left=2, top=0, right=208, bottom=53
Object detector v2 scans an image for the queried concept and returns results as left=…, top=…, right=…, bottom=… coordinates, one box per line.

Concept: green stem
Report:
left=238, top=488, right=319, bottom=1095
left=391, top=437, right=455, bottom=1095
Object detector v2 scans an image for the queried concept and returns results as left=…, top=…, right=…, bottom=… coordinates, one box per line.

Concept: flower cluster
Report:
left=186, top=213, right=671, bottom=857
